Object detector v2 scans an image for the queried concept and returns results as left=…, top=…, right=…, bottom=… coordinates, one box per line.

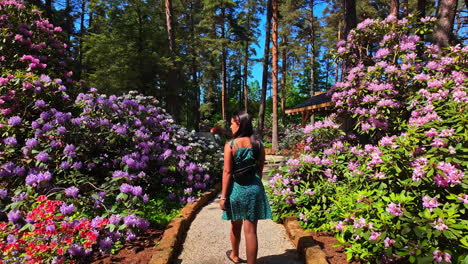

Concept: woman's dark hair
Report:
left=232, top=110, right=261, bottom=155
left=232, top=110, right=253, bottom=138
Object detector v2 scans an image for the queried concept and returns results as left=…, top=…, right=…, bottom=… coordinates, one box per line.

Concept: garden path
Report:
left=175, top=197, right=303, bottom=264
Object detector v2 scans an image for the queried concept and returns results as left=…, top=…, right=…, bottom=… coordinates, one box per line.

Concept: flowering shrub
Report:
left=267, top=15, right=467, bottom=263
left=331, top=15, right=445, bottom=140
left=0, top=1, right=222, bottom=261
left=0, top=195, right=147, bottom=263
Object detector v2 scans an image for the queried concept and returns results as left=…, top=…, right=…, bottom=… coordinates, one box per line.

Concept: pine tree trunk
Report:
left=243, top=2, right=251, bottom=112
left=166, top=0, right=176, bottom=52
left=45, top=0, right=53, bottom=18
left=271, top=0, right=279, bottom=151
left=417, top=0, right=427, bottom=18
left=390, top=0, right=399, bottom=17
left=309, top=0, right=315, bottom=96
left=243, top=40, right=249, bottom=112
left=221, top=6, right=227, bottom=126
left=281, top=36, right=287, bottom=125
left=342, top=0, right=357, bottom=38
left=258, top=0, right=272, bottom=139
left=190, top=1, right=200, bottom=131
left=78, top=0, right=86, bottom=81
left=165, top=0, right=180, bottom=121
left=136, top=5, right=144, bottom=93
left=433, top=0, right=458, bottom=47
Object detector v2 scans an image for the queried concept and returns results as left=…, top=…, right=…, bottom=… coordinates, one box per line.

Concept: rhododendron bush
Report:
left=0, top=1, right=222, bottom=262
left=267, top=15, right=467, bottom=263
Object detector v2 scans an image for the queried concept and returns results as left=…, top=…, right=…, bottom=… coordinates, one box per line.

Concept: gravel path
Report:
left=175, top=197, right=303, bottom=264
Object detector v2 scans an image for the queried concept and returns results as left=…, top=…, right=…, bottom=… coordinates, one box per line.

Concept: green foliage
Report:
left=142, top=197, right=183, bottom=229
left=266, top=16, right=468, bottom=263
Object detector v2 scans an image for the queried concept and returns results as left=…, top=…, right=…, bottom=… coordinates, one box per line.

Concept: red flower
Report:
left=83, top=241, right=92, bottom=248
left=38, top=244, right=48, bottom=252
left=64, top=237, right=73, bottom=245
left=37, top=195, right=47, bottom=202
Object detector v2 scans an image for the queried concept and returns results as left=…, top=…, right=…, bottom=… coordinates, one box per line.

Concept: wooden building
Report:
left=285, top=91, right=332, bottom=127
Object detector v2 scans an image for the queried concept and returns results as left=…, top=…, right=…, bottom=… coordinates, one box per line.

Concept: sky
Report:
left=248, top=2, right=329, bottom=90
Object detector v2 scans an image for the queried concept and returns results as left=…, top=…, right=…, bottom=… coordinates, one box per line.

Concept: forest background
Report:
left=29, top=0, right=468, bottom=140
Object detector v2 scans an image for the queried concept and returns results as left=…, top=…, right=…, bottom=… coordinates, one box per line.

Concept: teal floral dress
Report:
left=222, top=140, right=272, bottom=222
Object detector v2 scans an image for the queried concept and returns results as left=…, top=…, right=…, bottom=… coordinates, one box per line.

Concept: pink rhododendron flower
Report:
left=334, top=221, right=345, bottom=231
left=384, top=237, right=396, bottom=247
left=433, top=250, right=451, bottom=263
left=387, top=202, right=403, bottom=216
left=457, top=194, right=468, bottom=204
left=433, top=218, right=448, bottom=231
left=369, top=231, right=381, bottom=241
left=422, top=196, right=439, bottom=212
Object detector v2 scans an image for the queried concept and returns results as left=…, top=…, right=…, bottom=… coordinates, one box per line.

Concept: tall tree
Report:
left=309, top=0, right=315, bottom=96
left=433, top=0, right=458, bottom=47
left=165, top=0, right=181, bottom=121
left=417, top=0, right=427, bottom=18
left=77, top=0, right=86, bottom=80
left=390, top=0, right=399, bottom=17
left=221, top=5, right=227, bottom=125
left=281, top=34, right=287, bottom=123
left=342, top=0, right=357, bottom=38
left=243, top=34, right=249, bottom=112
left=258, top=0, right=272, bottom=138
left=271, top=0, right=279, bottom=151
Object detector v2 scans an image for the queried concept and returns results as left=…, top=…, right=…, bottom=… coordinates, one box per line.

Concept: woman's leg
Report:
left=243, top=220, right=258, bottom=264
left=230, top=219, right=243, bottom=261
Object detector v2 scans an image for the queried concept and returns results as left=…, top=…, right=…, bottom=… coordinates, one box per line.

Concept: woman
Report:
left=220, top=111, right=272, bottom=264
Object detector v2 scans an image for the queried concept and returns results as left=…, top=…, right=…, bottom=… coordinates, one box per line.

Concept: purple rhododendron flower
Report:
left=40, top=74, right=51, bottom=83
left=35, top=100, right=46, bottom=108
left=73, top=161, right=83, bottom=169
left=60, top=203, right=75, bottom=215
left=68, top=244, right=85, bottom=256
left=12, top=192, right=28, bottom=202
left=120, top=183, right=133, bottom=193
left=4, top=137, right=17, bottom=145
left=25, top=138, right=38, bottom=148
left=8, top=116, right=22, bottom=126
left=65, top=186, right=79, bottom=197
left=36, top=152, right=49, bottom=162
left=109, top=214, right=122, bottom=225
left=99, top=237, right=113, bottom=252
left=64, top=144, right=76, bottom=157
left=131, top=186, right=143, bottom=197
left=8, top=209, right=22, bottom=223
left=0, top=189, right=7, bottom=199
left=57, top=126, right=67, bottom=134
left=50, top=140, right=60, bottom=148
left=126, top=230, right=136, bottom=241
left=60, top=161, right=71, bottom=170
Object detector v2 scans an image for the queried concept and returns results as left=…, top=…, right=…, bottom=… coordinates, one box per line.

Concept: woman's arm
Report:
left=220, top=142, right=233, bottom=210
left=257, top=144, right=266, bottom=178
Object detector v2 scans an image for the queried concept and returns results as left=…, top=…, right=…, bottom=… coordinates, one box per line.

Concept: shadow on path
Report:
left=173, top=249, right=303, bottom=264
left=257, top=249, right=304, bottom=264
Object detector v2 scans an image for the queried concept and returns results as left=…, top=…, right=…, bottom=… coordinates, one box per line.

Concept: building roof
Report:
left=285, top=91, right=332, bottom=115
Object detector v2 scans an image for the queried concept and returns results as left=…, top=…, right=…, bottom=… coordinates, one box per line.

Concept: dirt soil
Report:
left=88, top=227, right=163, bottom=264
left=310, top=231, right=360, bottom=264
